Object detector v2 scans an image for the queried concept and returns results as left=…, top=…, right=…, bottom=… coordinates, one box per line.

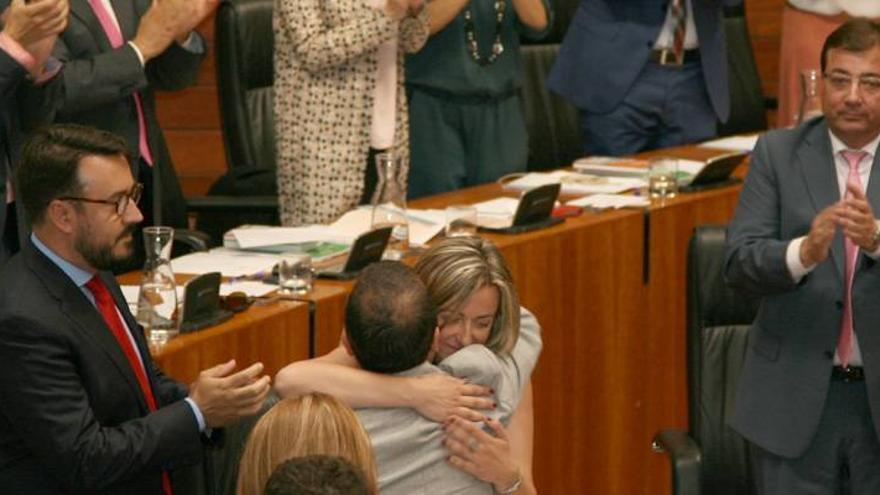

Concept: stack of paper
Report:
left=504, top=171, right=645, bottom=196
left=567, top=194, right=650, bottom=210
left=330, top=206, right=446, bottom=246
left=472, top=197, right=521, bottom=229
left=171, top=248, right=279, bottom=277
left=698, top=134, right=759, bottom=151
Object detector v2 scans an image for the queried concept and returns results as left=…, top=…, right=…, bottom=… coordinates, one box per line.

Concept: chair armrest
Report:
left=186, top=195, right=278, bottom=214
left=652, top=428, right=702, bottom=495
left=174, top=228, right=211, bottom=253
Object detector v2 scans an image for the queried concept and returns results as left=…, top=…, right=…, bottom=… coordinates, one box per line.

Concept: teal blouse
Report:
left=406, top=0, right=553, bottom=96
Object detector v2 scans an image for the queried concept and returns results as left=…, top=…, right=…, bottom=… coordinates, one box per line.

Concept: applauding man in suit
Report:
left=726, top=19, right=880, bottom=494
left=0, top=0, right=68, bottom=264
left=29, top=0, right=219, bottom=268
left=0, top=124, right=271, bottom=494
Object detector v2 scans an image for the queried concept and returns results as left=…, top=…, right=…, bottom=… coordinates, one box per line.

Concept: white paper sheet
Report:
left=698, top=134, right=759, bottom=151
left=230, top=226, right=355, bottom=249
left=566, top=193, right=650, bottom=210
left=331, top=206, right=446, bottom=246
left=170, top=249, right=279, bottom=277
left=504, top=171, right=645, bottom=195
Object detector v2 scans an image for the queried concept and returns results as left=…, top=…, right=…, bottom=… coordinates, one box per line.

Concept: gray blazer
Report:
left=356, top=307, right=542, bottom=494
left=725, top=118, right=880, bottom=457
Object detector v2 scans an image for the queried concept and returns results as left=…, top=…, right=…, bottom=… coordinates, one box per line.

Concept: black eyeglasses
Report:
left=57, top=183, right=144, bottom=216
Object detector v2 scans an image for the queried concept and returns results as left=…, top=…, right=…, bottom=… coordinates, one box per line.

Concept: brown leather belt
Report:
left=831, top=366, right=865, bottom=382
left=649, top=48, right=700, bottom=66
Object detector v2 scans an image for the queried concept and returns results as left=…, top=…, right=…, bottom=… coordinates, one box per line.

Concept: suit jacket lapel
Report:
left=23, top=242, right=150, bottom=412
left=110, top=0, right=137, bottom=42
left=70, top=0, right=114, bottom=52
left=799, top=120, right=846, bottom=281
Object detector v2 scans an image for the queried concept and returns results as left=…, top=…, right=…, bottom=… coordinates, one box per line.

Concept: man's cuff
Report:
left=177, top=32, right=205, bottom=54
left=184, top=397, right=206, bottom=431
left=126, top=41, right=146, bottom=67
left=786, top=236, right=815, bottom=282
left=0, top=31, right=36, bottom=72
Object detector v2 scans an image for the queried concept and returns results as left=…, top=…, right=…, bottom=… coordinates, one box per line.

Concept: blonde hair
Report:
left=236, top=394, right=377, bottom=495
left=414, top=236, right=520, bottom=355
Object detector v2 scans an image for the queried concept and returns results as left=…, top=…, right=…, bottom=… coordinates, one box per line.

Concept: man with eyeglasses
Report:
left=726, top=18, right=880, bottom=494
left=0, top=124, right=272, bottom=494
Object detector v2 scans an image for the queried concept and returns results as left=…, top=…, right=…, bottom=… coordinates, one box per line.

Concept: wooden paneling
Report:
left=151, top=301, right=310, bottom=383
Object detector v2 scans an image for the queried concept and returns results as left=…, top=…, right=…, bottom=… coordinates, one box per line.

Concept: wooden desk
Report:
left=306, top=144, right=746, bottom=494
left=116, top=274, right=311, bottom=384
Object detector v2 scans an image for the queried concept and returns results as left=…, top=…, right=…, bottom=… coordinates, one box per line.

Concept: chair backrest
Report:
left=520, top=0, right=583, bottom=171
left=215, top=0, right=277, bottom=173
left=686, top=225, right=759, bottom=495
left=716, top=5, right=767, bottom=137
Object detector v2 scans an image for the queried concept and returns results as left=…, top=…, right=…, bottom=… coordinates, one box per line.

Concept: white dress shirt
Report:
left=367, top=0, right=398, bottom=150
left=785, top=130, right=880, bottom=366
left=653, top=0, right=699, bottom=51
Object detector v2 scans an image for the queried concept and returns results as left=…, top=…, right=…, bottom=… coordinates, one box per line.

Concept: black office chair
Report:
left=716, top=5, right=769, bottom=137
left=652, top=225, right=761, bottom=495
left=197, top=0, right=279, bottom=243
left=519, top=0, right=582, bottom=172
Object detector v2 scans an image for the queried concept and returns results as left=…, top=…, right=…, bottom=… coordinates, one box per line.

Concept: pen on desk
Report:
left=226, top=269, right=273, bottom=284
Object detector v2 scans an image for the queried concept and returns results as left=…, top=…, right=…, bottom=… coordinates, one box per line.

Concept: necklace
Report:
left=463, top=0, right=506, bottom=66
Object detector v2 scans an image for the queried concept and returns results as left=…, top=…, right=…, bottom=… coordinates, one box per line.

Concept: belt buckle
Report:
left=658, top=49, right=682, bottom=67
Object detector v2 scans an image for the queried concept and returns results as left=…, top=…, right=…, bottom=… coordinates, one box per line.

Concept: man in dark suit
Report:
left=726, top=19, right=880, bottom=494
left=31, top=0, right=218, bottom=259
left=0, top=0, right=67, bottom=264
left=0, top=124, right=272, bottom=494
left=547, top=0, right=740, bottom=156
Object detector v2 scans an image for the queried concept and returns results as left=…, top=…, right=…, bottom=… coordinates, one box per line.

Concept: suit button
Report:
left=835, top=300, right=844, bottom=310
left=824, top=351, right=834, bottom=360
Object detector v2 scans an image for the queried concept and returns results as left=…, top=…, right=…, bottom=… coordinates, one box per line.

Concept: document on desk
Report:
left=331, top=206, right=446, bottom=245
left=566, top=194, right=650, bottom=210
left=698, top=134, right=759, bottom=152
left=504, top=171, right=645, bottom=196
left=229, top=226, right=354, bottom=249
left=472, top=197, right=520, bottom=229
left=171, top=249, right=279, bottom=277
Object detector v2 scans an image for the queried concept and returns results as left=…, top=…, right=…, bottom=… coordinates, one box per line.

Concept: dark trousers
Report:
left=579, top=60, right=717, bottom=156
left=752, top=380, right=880, bottom=494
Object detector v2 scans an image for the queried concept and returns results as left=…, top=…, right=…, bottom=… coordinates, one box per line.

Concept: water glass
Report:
left=445, top=205, right=478, bottom=237
left=278, top=253, right=314, bottom=295
left=647, top=157, right=679, bottom=199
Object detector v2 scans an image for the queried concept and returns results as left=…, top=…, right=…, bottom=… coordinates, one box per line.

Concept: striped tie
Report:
left=670, top=0, right=687, bottom=64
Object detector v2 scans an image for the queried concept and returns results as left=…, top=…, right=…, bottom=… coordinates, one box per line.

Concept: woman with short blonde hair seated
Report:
left=236, top=393, right=377, bottom=495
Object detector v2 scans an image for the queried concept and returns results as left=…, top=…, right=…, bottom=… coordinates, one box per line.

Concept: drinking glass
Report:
left=277, top=253, right=314, bottom=295
left=647, top=157, right=679, bottom=199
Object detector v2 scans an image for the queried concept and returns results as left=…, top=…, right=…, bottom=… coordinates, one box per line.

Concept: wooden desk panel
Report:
left=116, top=273, right=311, bottom=384
left=151, top=301, right=310, bottom=384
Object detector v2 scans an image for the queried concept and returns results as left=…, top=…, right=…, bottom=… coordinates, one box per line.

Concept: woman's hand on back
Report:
left=407, top=374, right=494, bottom=422
left=443, top=416, right=522, bottom=493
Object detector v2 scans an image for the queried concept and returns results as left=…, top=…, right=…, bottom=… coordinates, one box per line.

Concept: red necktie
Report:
left=85, top=276, right=172, bottom=495
left=670, top=0, right=687, bottom=64
left=837, top=150, right=867, bottom=367
left=86, top=0, right=154, bottom=166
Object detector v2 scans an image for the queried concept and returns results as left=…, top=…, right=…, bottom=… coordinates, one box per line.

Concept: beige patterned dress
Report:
left=274, top=0, right=430, bottom=225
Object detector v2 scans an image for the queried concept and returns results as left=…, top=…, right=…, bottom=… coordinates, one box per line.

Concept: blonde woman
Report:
left=236, top=394, right=378, bottom=495
left=275, top=237, right=541, bottom=494
left=273, top=0, right=429, bottom=226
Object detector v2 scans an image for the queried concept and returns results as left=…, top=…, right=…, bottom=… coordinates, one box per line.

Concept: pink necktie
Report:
left=670, top=0, right=687, bottom=64
left=838, top=149, right=867, bottom=367
left=87, top=0, right=154, bottom=166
